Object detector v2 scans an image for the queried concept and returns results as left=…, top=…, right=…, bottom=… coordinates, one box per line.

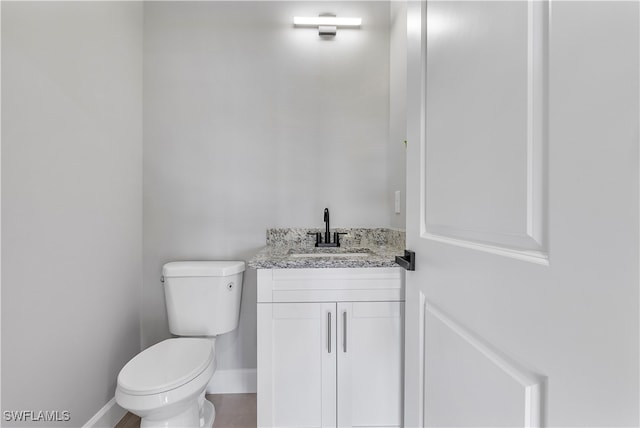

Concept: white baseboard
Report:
left=82, top=397, right=126, bottom=428
left=206, top=368, right=257, bottom=394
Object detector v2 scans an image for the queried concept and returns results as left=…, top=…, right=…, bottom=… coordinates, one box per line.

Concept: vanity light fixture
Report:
left=293, top=15, right=362, bottom=36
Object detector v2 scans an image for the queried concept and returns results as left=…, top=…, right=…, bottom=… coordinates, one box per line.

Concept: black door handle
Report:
left=395, top=250, right=415, bottom=271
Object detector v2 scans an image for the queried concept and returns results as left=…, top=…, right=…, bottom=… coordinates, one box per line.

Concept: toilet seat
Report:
left=118, top=338, right=214, bottom=396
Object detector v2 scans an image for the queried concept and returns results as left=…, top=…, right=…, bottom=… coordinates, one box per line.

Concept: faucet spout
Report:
left=324, top=208, right=330, bottom=244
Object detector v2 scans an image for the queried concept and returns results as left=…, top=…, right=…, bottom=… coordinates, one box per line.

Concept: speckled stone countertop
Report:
left=248, top=228, right=405, bottom=269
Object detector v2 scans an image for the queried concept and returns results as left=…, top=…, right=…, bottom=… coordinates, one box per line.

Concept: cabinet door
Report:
left=257, top=302, right=336, bottom=428
left=337, top=302, right=404, bottom=428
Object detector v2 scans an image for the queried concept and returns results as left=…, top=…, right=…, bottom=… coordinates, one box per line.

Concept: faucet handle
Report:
left=307, top=232, right=321, bottom=247
left=334, top=232, right=347, bottom=247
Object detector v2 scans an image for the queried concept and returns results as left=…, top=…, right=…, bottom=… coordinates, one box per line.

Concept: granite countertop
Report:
left=248, top=228, right=405, bottom=269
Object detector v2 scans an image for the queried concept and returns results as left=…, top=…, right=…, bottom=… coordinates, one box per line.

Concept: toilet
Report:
left=116, top=260, right=245, bottom=428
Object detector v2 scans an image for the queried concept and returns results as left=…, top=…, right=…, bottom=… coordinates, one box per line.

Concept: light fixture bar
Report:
left=293, top=16, right=362, bottom=27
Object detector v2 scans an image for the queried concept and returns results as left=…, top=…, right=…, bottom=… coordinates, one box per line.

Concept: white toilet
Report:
left=116, top=261, right=245, bottom=428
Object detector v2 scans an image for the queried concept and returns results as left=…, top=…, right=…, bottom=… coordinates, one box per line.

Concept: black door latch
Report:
left=395, top=250, right=415, bottom=271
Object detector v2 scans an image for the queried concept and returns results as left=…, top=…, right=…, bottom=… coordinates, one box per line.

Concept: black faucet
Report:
left=324, top=208, right=331, bottom=244
left=308, top=208, right=346, bottom=247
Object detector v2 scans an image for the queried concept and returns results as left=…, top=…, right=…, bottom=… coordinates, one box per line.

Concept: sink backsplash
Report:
left=266, top=228, right=405, bottom=250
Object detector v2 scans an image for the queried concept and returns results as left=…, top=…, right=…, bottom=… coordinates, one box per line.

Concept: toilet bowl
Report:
left=116, top=261, right=245, bottom=428
left=116, top=338, right=215, bottom=428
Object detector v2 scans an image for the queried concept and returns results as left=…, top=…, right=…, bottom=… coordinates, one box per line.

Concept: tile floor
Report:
left=115, top=393, right=256, bottom=428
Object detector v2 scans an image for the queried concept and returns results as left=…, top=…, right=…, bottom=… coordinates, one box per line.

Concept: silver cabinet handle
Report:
left=328, top=312, right=332, bottom=353
left=343, top=311, right=347, bottom=353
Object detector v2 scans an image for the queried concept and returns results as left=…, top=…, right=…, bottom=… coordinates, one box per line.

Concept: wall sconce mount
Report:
left=293, top=14, right=362, bottom=37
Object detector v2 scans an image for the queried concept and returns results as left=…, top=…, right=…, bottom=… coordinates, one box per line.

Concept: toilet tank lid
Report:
left=163, top=261, right=245, bottom=277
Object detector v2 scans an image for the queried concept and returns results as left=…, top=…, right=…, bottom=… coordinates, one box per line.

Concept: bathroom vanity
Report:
left=251, top=228, right=405, bottom=428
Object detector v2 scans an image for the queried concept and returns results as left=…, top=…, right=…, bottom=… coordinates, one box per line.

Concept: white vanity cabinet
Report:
left=257, top=267, right=404, bottom=428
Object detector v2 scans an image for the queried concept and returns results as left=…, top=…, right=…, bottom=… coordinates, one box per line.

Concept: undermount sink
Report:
left=287, top=248, right=372, bottom=258
left=289, top=252, right=371, bottom=258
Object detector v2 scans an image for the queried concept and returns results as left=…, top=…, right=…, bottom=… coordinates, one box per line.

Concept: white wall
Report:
left=142, top=1, right=390, bottom=372
left=1, top=2, right=142, bottom=426
left=1, top=1, right=398, bottom=414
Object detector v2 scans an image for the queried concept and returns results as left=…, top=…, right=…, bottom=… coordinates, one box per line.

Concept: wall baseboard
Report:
left=82, top=397, right=126, bottom=428
left=206, top=368, right=257, bottom=394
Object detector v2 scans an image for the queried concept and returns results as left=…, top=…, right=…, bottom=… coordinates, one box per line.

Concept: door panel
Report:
left=264, top=302, right=336, bottom=428
left=405, top=0, right=639, bottom=427
left=424, top=0, right=547, bottom=261
left=337, top=302, right=404, bottom=428
left=424, top=303, right=543, bottom=427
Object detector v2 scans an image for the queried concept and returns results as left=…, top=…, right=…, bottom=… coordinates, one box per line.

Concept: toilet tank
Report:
left=162, top=261, right=245, bottom=337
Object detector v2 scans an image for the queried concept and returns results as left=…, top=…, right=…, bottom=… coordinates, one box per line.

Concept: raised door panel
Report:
left=423, top=0, right=548, bottom=263
left=258, top=302, right=336, bottom=428
left=337, top=302, right=404, bottom=428
left=424, top=303, right=543, bottom=427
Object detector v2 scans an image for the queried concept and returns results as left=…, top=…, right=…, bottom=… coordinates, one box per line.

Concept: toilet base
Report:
left=138, top=396, right=215, bottom=428
left=201, top=400, right=215, bottom=427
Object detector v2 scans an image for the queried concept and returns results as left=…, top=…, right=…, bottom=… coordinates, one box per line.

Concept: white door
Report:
left=337, top=302, right=404, bottom=428
left=404, top=1, right=639, bottom=426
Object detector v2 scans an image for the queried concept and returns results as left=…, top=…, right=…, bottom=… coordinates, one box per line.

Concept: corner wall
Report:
left=1, top=2, right=143, bottom=425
